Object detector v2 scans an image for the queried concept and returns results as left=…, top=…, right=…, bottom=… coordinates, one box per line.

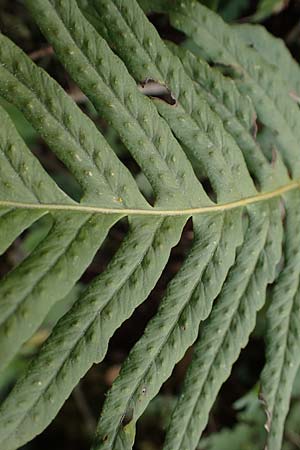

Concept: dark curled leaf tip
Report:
left=138, top=79, right=177, bottom=105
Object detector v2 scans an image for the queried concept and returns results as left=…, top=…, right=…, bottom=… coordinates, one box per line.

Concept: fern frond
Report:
left=0, top=2, right=299, bottom=450
left=140, top=2, right=300, bottom=447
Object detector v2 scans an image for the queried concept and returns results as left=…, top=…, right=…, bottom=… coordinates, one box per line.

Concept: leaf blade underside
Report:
left=0, top=1, right=299, bottom=450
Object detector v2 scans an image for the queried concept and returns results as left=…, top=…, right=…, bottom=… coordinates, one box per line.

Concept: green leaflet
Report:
left=0, top=33, right=147, bottom=209
left=0, top=106, right=69, bottom=205
left=166, top=43, right=290, bottom=190
left=154, top=0, right=300, bottom=179
left=0, top=212, right=117, bottom=372
left=163, top=201, right=282, bottom=450
left=0, top=105, right=69, bottom=254
left=92, top=210, right=242, bottom=450
left=86, top=0, right=255, bottom=202
left=0, top=209, right=42, bottom=255
left=233, top=24, right=300, bottom=99
left=25, top=0, right=208, bottom=208
left=0, top=216, right=187, bottom=450
left=260, top=191, right=300, bottom=450
left=0, top=1, right=300, bottom=450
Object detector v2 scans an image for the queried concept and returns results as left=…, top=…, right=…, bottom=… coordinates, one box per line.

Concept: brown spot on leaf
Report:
left=258, top=390, right=272, bottom=433
left=251, top=117, right=258, bottom=139
left=121, top=407, right=134, bottom=427
left=289, top=91, right=300, bottom=103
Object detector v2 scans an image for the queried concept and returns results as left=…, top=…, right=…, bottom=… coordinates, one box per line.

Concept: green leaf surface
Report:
left=163, top=201, right=282, bottom=450
left=0, top=2, right=299, bottom=450
left=25, top=0, right=207, bottom=208
left=154, top=0, right=300, bottom=180
left=0, top=216, right=188, bottom=450
left=0, top=212, right=117, bottom=372
left=92, top=210, right=242, bottom=450
left=260, top=191, right=300, bottom=450
left=233, top=24, right=300, bottom=99
left=0, top=104, right=70, bottom=254
left=0, top=33, right=147, bottom=209
left=86, top=0, right=255, bottom=202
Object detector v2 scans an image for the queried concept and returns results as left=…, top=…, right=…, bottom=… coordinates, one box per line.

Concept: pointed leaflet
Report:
left=0, top=32, right=148, bottom=208
left=167, top=43, right=290, bottom=191
left=0, top=215, right=189, bottom=450
left=163, top=200, right=282, bottom=450
left=260, top=191, right=300, bottom=450
left=25, top=0, right=208, bottom=208
left=233, top=24, right=300, bottom=99
left=92, top=210, right=242, bottom=450
left=0, top=0, right=204, bottom=446
left=87, top=0, right=255, bottom=202
left=156, top=4, right=300, bottom=446
left=0, top=104, right=70, bottom=254
left=151, top=0, right=300, bottom=180
left=0, top=32, right=147, bottom=370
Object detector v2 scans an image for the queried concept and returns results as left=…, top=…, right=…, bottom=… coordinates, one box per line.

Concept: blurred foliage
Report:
left=197, top=0, right=289, bottom=21
left=251, top=0, right=289, bottom=22
left=218, top=0, right=250, bottom=21
left=199, top=373, right=300, bottom=450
